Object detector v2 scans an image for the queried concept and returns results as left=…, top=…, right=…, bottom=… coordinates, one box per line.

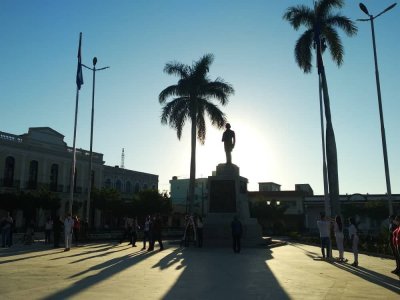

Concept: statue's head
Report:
left=225, top=123, right=231, bottom=129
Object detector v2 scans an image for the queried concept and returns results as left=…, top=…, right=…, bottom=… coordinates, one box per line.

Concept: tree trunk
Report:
left=188, top=104, right=197, bottom=214
left=320, top=67, right=340, bottom=216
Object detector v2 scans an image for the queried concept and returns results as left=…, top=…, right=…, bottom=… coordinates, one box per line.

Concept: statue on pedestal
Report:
left=222, top=123, right=235, bottom=164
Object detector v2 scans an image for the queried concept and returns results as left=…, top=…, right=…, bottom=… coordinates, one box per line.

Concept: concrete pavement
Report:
left=0, top=241, right=399, bottom=299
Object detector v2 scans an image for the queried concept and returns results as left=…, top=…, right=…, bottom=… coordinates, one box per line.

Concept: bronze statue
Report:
left=222, top=123, right=235, bottom=164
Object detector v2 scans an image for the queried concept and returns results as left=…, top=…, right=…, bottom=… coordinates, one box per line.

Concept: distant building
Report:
left=0, top=127, right=158, bottom=227
left=170, top=175, right=399, bottom=233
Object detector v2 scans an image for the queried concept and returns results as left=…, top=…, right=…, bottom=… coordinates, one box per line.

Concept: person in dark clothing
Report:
left=196, top=216, right=204, bottom=248
left=131, top=217, right=139, bottom=247
left=53, top=216, right=62, bottom=248
left=231, top=216, right=242, bottom=253
left=389, top=215, right=400, bottom=274
left=148, top=214, right=164, bottom=251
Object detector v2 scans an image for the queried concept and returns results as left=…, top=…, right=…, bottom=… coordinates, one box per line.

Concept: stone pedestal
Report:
left=204, top=163, right=263, bottom=247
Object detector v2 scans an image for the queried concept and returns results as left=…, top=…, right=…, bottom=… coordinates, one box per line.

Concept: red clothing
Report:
left=393, top=227, right=400, bottom=247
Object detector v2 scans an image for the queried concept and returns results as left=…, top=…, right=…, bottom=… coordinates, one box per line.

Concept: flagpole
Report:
left=69, top=86, right=79, bottom=215
left=70, top=32, right=84, bottom=216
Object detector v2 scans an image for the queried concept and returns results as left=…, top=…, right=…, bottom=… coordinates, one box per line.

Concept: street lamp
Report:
left=82, top=58, right=110, bottom=225
left=357, top=2, right=396, bottom=215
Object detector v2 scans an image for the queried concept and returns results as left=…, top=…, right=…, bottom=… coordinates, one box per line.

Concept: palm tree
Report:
left=283, top=0, right=357, bottom=215
left=159, top=54, right=234, bottom=213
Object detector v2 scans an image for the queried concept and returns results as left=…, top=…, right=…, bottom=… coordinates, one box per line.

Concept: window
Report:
left=105, top=178, right=112, bottom=188
left=50, top=164, right=59, bottom=191
left=28, top=160, right=38, bottom=189
left=134, top=182, right=140, bottom=193
left=126, top=181, right=132, bottom=193
left=3, top=156, right=15, bottom=187
left=116, top=180, right=122, bottom=192
left=143, top=183, right=148, bottom=190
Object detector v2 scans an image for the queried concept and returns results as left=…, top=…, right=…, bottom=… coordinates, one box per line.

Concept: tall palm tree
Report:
left=283, top=0, right=357, bottom=215
left=159, top=54, right=234, bottom=213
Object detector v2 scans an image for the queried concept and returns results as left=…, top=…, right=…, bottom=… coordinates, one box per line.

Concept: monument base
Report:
left=203, top=163, right=264, bottom=247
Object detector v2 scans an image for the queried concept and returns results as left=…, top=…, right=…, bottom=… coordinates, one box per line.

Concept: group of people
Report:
left=389, top=215, right=400, bottom=274
left=317, top=212, right=359, bottom=266
left=120, top=214, right=165, bottom=252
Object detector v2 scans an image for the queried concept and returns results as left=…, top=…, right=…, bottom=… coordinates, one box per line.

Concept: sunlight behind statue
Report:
left=222, top=123, right=235, bottom=164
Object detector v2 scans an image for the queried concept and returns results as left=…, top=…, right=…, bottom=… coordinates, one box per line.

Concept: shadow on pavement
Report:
left=42, top=249, right=158, bottom=299
left=332, top=262, right=400, bottom=294
left=153, top=246, right=290, bottom=299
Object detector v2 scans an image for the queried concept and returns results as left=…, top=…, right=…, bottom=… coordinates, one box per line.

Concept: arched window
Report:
left=105, top=178, right=112, bottom=188
left=125, top=181, right=132, bottom=193
left=28, top=160, right=39, bottom=189
left=134, top=182, right=140, bottom=193
left=143, top=183, right=148, bottom=190
left=115, top=180, right=122, bottom=192
left=50, top=164, right=59, bottom=191
left=3, top=156, right=15, bottom=187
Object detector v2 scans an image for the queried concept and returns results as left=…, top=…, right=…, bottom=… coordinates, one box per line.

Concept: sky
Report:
left=1, top=0, right=399, bottom=195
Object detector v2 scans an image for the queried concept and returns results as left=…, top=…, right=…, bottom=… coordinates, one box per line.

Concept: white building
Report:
left=0, top=127, right=158, bottom=226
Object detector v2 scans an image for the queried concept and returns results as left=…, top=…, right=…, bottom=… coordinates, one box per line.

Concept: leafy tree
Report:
left=283, top=0, right=357, bottom=215
left=159, top=54, right=234, bottom=213
left=132, top=190, right=171, bottom=220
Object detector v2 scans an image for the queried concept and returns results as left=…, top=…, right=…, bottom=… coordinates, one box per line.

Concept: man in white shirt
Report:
left=317, top=212, right=331, bottom=259
left=64, top=213, right=74, bottom=251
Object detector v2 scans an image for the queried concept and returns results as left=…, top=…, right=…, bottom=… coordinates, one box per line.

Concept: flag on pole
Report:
left=76, top=32, right=84, bottom=90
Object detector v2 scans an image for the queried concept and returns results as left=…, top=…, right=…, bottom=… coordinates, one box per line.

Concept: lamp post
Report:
left=358, top=2, right=397, bottom=215
left=82, top=58, right=109, bottom=225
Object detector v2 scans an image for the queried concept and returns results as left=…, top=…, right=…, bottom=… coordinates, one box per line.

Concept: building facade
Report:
left=0, top=127, right=158, bottom=227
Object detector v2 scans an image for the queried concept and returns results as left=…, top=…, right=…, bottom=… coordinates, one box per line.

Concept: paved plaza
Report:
left=0, top=240, right=399, bottom=299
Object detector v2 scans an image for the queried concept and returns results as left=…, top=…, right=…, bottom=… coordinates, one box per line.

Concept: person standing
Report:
left=348, top=217, right=359, bottom=267
left=44, top=217, right=53, bottom=244
left=231, top=216, right=242, bottom=253
left=196, top=216, right=204, bottom=248
left=317, top=212, right=331, bottom=260
left=73, top=216, right=80, bottom=246
left=389, top=215, right=399, bottom=274
left=142, top=215, right=151, bottom=250
left=391, top=216, right=400, bottom=274
left=131, top=217, right=139, bottom=247
left=1, top=212, right=13, bottom=247
left=149, top=214, right=164, bottom=251
left=334, top=215, right=345, bottom=262
left=53, top=216, right=62, bottom=248
left=64, top=214, right=74, bottom=251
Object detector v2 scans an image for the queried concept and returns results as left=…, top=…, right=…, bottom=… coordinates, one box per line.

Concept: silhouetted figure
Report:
left=393, top=216, right=400, bottom=274
left=64, top=214, right=74, bottom=251
left=389, top=215, right=400, bottom=274
left=317, top=212, right=331, bottom=259
left=53, top=216, right=62, bottom=248
left=1, top=212, right=13, bottom=247
left=142, top=215, right=151, bottom=250
left=131, top=217, right=139, bottom=247
left=348, top=217, right=359, bottom=267
left=149, top=214, right=164, bottom=251
left=44, top=217, right=53, bottom=244
left=334, top=215, right=345, bottom=262
left=196, top=216, right=204, bottom=248
left=222, top=123, right=235, bottom=164
left=231, top=216, right=242, bottom=253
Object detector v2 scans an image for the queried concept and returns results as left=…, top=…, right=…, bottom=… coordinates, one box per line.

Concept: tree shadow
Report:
left=43, top=250, right=158, bottom=299
left=153, top=246, right=290, bottom=299
left=332, top=262, right=400, bottom=294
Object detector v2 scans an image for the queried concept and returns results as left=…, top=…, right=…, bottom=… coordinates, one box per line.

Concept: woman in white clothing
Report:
left=334, top=215, right=345, bottom=262
left=348, top=217, right=359, bottom=267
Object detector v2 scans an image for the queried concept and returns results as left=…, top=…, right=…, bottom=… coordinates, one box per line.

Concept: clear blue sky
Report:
left=1, top=0, right=399, bottom=195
